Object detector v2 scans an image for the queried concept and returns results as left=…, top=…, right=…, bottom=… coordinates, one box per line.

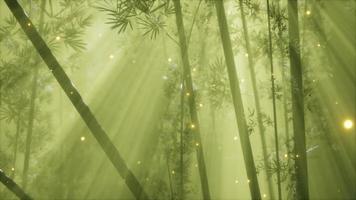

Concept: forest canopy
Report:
left=0, top=0, right=355, bottom=199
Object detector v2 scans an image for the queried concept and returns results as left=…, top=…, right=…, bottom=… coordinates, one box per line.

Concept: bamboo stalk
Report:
left=173, top=0, right=211, bottom=199
left=237, top=1, right=275, bottom=199
left=22, top=0, right=46, bottom=189
left=11, top=116, right=21, bottom=178
left=0, top=81, right=2, bottom=153
left=214, top=1, right=261, bottom=199
left=276, top=0, right=291, bottom=160
left=287, top=0, right=309, bottom=199
left=180, top=77, right=185, bottom=199
left=265, top=0, right=282, bottom=199
left=0, top=170, right=32, bottom=200
left=4, top=0, right=149, bottom=199
left=22, top=66, right=39, bottom=189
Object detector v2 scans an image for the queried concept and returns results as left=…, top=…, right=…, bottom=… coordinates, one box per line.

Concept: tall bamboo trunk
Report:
left=277, top=17, right=292, bottom=198
left=276, top=0, right=291, bottom=157
left=4, top=1, right=149, bottom=199
left=166, top=155, right=174, bottom=200
left=0, top=81, right=2, bottom=152
left=214, top=1, right=261, bottom=199
left=265, top=0, right=282, bottom=199
left=287, top=1, right=309, bottom=199
left=237, top=1, right=275, bottom=199
left=179, top=78, right=184, bottom=199
left=173, top=0, right=211, bottom=199
left=22, top=67, right=39, bottom=189
left=22, top=0, right=46, bottom=189
left=11, top=117, right=21, bottom=178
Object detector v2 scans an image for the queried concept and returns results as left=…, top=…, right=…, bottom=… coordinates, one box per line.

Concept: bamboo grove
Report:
left=0, top=0, right=355, bottom=199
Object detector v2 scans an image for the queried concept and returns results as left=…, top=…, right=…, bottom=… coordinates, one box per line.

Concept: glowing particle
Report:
left=245, top=53, right=249, bottom=57
left=171, top=170, right=175, bottom=174
left=263, top=194, right=267, bottom=198
left=306, top=10, right=311, bottom=15
left=168, top=58, right=172, bottom=63
left=137, top=161, right=141, bottom=165
left=195, top=142, right=199, bottom=147
left=199, top=103, right=203, bottom=108
left=284, top=154, right=288, bottom=158
left=186, top=92, right=190, bottom=96
left=190, top=124, right=195, bottom=129
left=317, top=43, right=321, bottom=47
left=162, top=75, right=168, bottom=80
left=192, top=68, right=197, bottom=72
left=55, top=36, right=61, bottom=41
left=296, top=154, right=300, bottom=158
left=234, top=179, right=239, bottom=184
left=247, top=179, right=250, bottom=183
left=109, top=54, right=114, bottom=59
left=80, top=136, right=85, bottom=141
left=11, top=167, right=15, bottom=171
left=233, top=136, right=238, bottom=141
left=240, top=79, right=245, bottom=83
left=27, top=22, right=31, bottom=27
left=343, top=119, right=353, bottom=130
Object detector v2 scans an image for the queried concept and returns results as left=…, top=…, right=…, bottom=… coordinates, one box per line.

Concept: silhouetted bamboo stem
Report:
left=22, top=0, right=45, bottom=188
left=180, top=78, right=184, bottom=199
left=237, top=1, right=274, bottom=199
left=22, top=67, right=39, bottom=188
left=11, top=116, right=21, bottom=178
left=166, top=156, right=174, bottom=200
left=0, top=170, right=32, bottom=200
left=266, top=0, right=282, bottom=199
left=0, top=81, right=2, bottom=152
left=287, top=0, right=309, bottom=199
left=173, top=0, right=211, bottom=199
left=275, top=0, right=291, bottom=156
left=214, top=1, right=261, bottom=199
left=4, top=1, right=149, bottom=199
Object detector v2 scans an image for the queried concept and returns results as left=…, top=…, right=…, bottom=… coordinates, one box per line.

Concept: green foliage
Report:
left=96, top=0, right=174, bottom=39
left=0, top=0, right=91, bottom=194
left=203, top=56, right=231, bottom=110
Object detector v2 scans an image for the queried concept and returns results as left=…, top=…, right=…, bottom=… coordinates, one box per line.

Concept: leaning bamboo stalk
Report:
left=237, top=1, right=275, bottom=199
left=287, top=0, right=309, bottom=199
left=173, top=0, right=211, bottom=199
left=214, top=1, right=261, bottom=199
left=0, top=169, right=32, bottom=200
left=4, top=1, right=149, bottom=199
